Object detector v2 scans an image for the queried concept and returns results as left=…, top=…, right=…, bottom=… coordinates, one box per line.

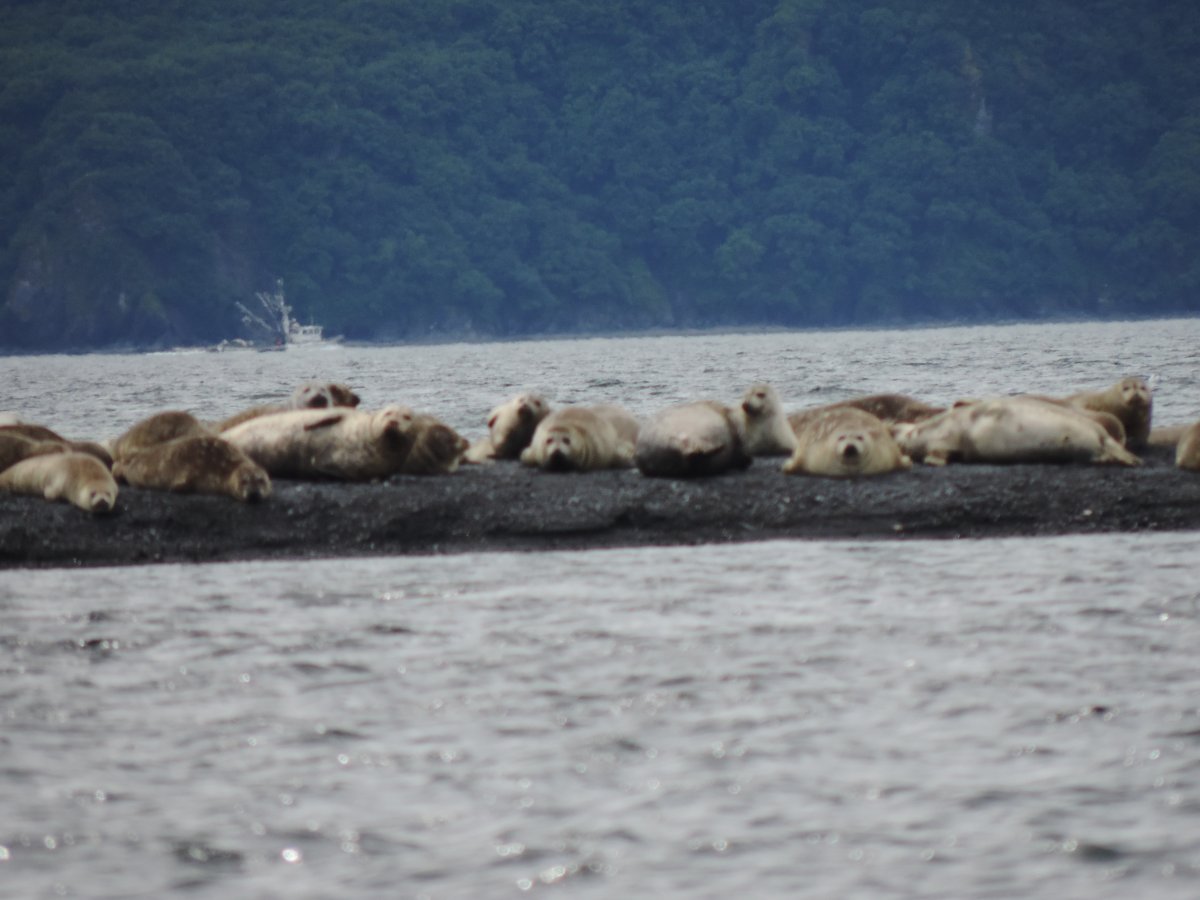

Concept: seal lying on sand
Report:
left=1176, top=421, right=1200, bottom=471
left=0, top=432, right=65, bottom=473
left=784, top=407, right=911, bottom=477
left=0, top=423, right=113, bottom=468
left=635, top=401, right=751, bottom=478
left=821, top=393, right=945, bottom=425
left=893, top=397, right=1141, bottom=467
left=222, top=406, right=418, bottom=480
left=399, top=414, right=470, bottom=475
left=738, top=384, right=797, bottom=456
left=1148, top=424, right=1188, bottom=449
left=214, top=381, right=361, bottom=432
left=113, top=435, right=271, bottom=502
left=109, top=411, right=212, bottom=463
left=0, top=451, right=118, bottom=513
left=1063, top=377, right=1153, bottom=450
left=520, top=405, right=639, bottom=472
left=464, top=392, right=551, bottom=463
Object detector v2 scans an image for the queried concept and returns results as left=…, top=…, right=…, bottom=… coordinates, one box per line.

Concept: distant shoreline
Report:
left=3, top=447, right=1198, bottom=569
left=2, top=313, right=1198, bottom=359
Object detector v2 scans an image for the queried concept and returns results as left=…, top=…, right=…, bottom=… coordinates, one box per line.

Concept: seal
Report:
left=893, top=396, right=1141, bottom=467
left=399, top=414, right=470, bottom=475
left=1176, top=421, right=1200, bottom=471
left=113, top=435, right=271, bottom=502
left=290, top=381, right=361, bottom=410
left=110, top=411, right=212, bottom=463
left=0, top=451, right=118, bottom=513
left=783, top=407, right=912, bottom=477
left=635, top=401, right=751, bottom=478
left=827, top=393, right=945, bottom=424
left=214, top=381, right=362, bottom=432
left=1064, top=377, right=1152, bottom=450
left=0, top=423, right=113, bottom=468
left=738, top=384, right=797, bottom=456
left=519, top=405, right=638, bottom=472
left=222, top=405, right=418, bottom=480
left=0, top=432, right=65, bottom=473
left=1148, top=424, right=1188, bottom=449
left=1021, top=395, right=1128, bottom=445
left=464, top=392, right=551, bottom=463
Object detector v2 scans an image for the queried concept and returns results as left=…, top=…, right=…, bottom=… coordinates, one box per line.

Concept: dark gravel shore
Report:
left=2, top=447, right=1198, bottom=569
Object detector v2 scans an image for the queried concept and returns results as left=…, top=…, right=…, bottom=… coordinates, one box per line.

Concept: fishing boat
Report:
left=227, top=279, right=340, bottom=350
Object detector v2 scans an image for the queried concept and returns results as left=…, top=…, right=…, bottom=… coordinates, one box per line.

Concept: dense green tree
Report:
left=0, top=0, right=1197, bottom=350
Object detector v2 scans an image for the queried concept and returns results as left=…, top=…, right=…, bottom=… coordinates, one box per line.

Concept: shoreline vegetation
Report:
left=3, top=2, right=1199, bottom=351
left=3, top=446, right=1199, bottom=570
left=2, top=313, right=1197, bottom=360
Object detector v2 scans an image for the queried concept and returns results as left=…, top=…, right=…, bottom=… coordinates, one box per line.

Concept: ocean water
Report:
left=2, top=319, right=1200, bottom=898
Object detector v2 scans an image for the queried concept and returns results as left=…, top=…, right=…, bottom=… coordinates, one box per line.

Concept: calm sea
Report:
left=2, top=319, right=1200, bottom=898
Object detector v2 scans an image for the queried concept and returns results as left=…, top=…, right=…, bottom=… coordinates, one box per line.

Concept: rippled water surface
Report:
left=5, top=538, right=1200, bottom=899
left=3, top=320, right=1200, bottom=897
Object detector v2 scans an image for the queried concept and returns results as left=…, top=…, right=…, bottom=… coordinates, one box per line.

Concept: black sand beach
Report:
left=2, top=446, right=1198, bottom=568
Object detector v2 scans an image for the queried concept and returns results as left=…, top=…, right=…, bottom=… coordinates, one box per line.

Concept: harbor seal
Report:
left=1176, top=422, right=1200, bottom=471
left=214, top=381, right=362, bottom=432
left=520, top=405, right=638, bottom=472
left=738, top=384, right=797, bottom=456
left=464, top=392, right=551, bottom=463
left=635, top=401, right=751, bottom=478
left=1148, top=424, right=1189, bottom=449
left=0, top=423, right=113, bottom=468
left=291, top=381, right=361, bottom=410
left=827, top=393, right=944, bottom=424
left=222, top=405, right=418, bottom=480
left=113, top=435, right=271, bottom=502
left=0, top=432, right=65, bottom=473
left=893, top=396, right=1141, bottom=467
left=783, top=407, right=911, bottom=477
left=398, top=414, right=470, bottom=475
left=110, top=411, right=212, bottom=463
left=0, top=451, right=118, bottom=513
left=1064, top=377, right=1152, bottom=450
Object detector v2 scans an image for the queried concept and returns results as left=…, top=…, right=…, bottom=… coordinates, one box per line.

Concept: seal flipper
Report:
left=302, top=413, right=346, bottom=432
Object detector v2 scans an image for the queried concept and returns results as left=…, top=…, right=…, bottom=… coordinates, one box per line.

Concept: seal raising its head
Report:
left=784, top=407, right=911, bottom=478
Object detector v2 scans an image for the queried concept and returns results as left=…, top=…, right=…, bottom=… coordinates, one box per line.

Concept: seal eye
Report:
left=487, top=415, right=497, bottom=428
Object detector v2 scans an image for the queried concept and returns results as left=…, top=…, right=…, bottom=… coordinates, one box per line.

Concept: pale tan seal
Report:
left=783, top=407, right=911, bottom=477
left=520, top=405, right=638, bottom=472
left=738, top=384, right=797, bottom=456
left=635, top=401, right=751, bottom=478
left=0, top=423, right=113, bottom=468
left=1176, top=422, right=1200, bottom=471
left=214, top=381, right=362, bottom=432
left=291, top=381, right=361, bottom=409
left=1148, top=424, right=1189, bottom=449
left=113, top=436, right=271, bottom=502
left=1064, top=377, right=1152, bottom=450
left=399, top=414, right=470, bottom=475
left=826, top=393, right=945, bottom=424
left=893, top=397, right=1140, bottom=466
left=0, top=451, right=118, bottom=513
left=464, top=392, right=551, bottom=463
left=222, top=405, right=417, bottom=480
left=110, top=411, right=212, bottom=463
left=0, top=432, right=65, bottom=473
left=1021, top=395, right=1127, bottom=445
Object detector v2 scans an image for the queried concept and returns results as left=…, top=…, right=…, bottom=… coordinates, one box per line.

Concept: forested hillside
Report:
left=2, top=0, right=1198, bottom=350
